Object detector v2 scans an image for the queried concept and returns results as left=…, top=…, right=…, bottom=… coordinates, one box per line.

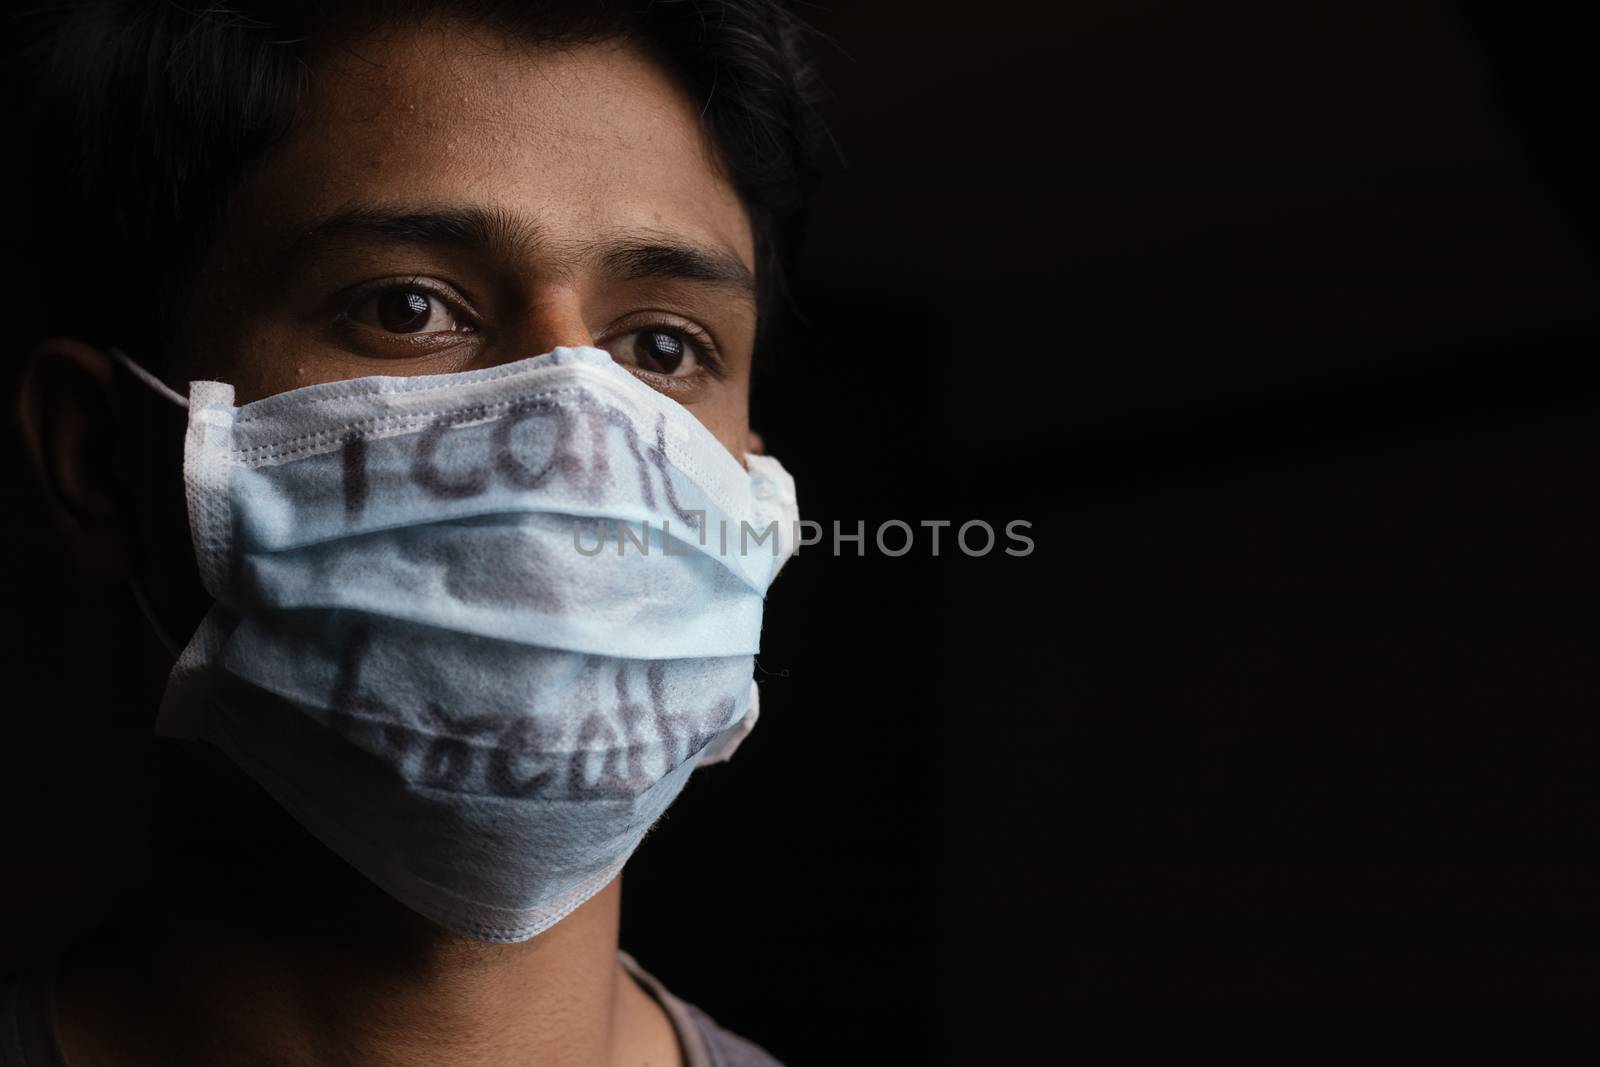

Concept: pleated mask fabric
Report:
left=143, top=346, right=797, bottom=942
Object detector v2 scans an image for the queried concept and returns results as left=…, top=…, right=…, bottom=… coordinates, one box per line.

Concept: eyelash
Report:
left=334, top=276, right=480, bottom=333
left=613, top=315, right=725, bottom=382
left=333, top=278, right=726, bottom=380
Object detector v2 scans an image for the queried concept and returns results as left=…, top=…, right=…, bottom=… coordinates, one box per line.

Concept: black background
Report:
left=6, top=2, right=1600, bottom=1063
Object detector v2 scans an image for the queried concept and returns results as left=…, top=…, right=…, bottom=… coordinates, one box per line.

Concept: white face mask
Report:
left=115, top=345, right=798, bottom=943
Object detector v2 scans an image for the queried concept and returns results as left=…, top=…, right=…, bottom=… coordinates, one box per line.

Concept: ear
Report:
left=15, top=338, right=135, bottom=581
left=746, top=429, right=765, bottom=455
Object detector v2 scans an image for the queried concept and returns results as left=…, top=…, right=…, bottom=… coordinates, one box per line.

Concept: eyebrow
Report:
left=295, top=206, right=756, bottom=297
left=601, top=239, right=756, bottom=297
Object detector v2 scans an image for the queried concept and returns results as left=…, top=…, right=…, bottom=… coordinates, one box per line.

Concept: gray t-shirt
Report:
left=1, top=952, right=780, bottom=1067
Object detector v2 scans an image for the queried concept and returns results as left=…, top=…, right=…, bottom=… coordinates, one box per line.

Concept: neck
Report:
left=54, top=740, right=676, bottom=1067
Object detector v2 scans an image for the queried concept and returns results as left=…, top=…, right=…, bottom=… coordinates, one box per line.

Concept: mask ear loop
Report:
left=106, top=346, right=191, bottom=658
left=107, top=346, right=189, bottom=409
left=129, top=580, right=185, bottom=659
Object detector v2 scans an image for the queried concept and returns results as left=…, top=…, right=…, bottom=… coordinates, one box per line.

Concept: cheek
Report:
left=690, top=395, right=751, bottom=464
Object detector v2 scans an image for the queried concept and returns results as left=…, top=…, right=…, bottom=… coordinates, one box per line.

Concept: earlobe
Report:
left=15, top=338, right=135, bottom=580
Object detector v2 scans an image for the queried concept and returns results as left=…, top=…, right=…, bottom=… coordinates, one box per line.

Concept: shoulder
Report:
left=676, top=998, right=786, bottom=1067
left=0, top=968, right=43, bottom=1067
left=618, top=951, right=784, bottom=1067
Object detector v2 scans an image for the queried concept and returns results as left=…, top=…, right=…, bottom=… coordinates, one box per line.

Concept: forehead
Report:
left=232, top=24, right=754, bottom=271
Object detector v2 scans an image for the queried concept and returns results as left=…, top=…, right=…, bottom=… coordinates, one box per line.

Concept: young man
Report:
left=3, top=2, right=823, bottom=1064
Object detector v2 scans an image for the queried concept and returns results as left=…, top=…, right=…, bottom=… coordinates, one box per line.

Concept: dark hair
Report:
left=11, top=0, right=828, bottom=365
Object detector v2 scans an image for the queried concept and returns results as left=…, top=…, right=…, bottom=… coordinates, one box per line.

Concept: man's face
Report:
left=177, top=23, right=758, bottom=457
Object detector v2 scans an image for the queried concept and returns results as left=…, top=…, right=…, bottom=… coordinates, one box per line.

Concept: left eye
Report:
left=351, top=286, right=468, bottom=334
left=608, top=328, right=703, bottom=377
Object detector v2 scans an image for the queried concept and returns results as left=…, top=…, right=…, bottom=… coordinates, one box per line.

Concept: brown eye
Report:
left=638, top=330, right=686, bottom=373
left=354, top=285, right=468, bottom=334
left=608, top=328, right=703, bottom=377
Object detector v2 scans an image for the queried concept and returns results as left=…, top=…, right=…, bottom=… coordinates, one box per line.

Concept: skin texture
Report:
left=16, top=22, right=764, bottom=1067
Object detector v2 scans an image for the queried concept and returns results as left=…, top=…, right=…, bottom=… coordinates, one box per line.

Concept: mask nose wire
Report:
left=107, top=347, right=189, bottom=409
left=106, top=345, right=193, bottom=660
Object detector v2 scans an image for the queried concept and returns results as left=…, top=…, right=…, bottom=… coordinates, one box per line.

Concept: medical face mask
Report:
left=114, top=345, right=798, bottom=943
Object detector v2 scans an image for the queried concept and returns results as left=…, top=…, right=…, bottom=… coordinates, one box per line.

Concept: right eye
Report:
left=348, top=284, right=473, bottom=335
